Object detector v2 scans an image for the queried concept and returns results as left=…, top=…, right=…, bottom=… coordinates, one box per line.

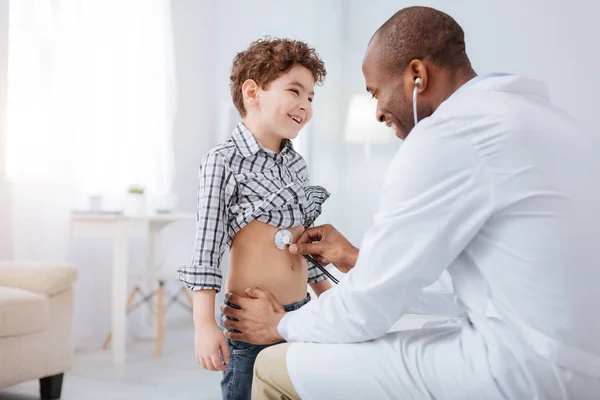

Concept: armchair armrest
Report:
left=0, top=261, right=77, bottom=297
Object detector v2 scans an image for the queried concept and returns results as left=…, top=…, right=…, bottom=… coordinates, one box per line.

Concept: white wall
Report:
left=170, top=0, right=217, bottom=214
left=0, top=0, right=11, bottom=260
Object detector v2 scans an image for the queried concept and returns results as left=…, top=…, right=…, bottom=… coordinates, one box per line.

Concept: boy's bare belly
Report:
left=226, top=220, right=308, bottom=306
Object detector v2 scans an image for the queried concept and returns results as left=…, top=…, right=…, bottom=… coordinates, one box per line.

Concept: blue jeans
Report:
left=219, top=294, right=311, bottom=400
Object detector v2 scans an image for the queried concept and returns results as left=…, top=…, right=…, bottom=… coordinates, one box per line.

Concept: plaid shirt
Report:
left=178, top=123, right=330, bottom=292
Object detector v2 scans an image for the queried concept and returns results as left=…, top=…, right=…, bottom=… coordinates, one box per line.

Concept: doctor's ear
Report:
left=242, top=79, right=260, bottom=107
left=407, top=59, right=427, bottom=92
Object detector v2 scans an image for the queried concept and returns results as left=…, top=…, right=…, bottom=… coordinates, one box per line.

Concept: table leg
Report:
left=111, top=221, right=128, bottom=364
left=147, top=227, right=159, bottom=330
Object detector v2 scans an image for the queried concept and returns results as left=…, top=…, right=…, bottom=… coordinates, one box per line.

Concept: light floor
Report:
left=0, top=315, right=452, bottom=400
left=0, top=320, right=222, bottom=400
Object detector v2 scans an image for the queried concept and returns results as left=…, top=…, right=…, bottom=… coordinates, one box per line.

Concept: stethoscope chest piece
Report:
left=274, top=229, right=293, bottom=250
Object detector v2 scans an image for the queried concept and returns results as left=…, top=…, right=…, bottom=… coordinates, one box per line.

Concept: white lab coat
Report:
left=277, top=75, right=600, bottom=399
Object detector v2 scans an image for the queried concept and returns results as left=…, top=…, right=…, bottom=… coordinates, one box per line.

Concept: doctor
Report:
left=222, top=6, right=600, bottom=399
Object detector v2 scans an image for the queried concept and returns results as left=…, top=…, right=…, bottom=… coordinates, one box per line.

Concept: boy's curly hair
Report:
left=230, top=37, right=327, bottom=117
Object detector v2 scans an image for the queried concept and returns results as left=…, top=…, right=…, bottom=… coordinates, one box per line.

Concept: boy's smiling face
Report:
left=246, top=64, right=315, bottom=140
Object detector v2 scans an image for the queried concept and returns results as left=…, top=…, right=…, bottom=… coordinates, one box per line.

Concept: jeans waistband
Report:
left=283, top=293, right=311, bottom=312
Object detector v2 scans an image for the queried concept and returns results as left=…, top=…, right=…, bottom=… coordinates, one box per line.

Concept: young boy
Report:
left=177, top=37, right=332, bottom=400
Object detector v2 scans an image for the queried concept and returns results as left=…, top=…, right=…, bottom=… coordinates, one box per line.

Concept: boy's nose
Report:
left=301, top=98, right=312, bottom=110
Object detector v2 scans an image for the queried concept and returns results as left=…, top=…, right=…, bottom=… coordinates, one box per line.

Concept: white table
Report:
left=70, top=212, right=194, bottom=364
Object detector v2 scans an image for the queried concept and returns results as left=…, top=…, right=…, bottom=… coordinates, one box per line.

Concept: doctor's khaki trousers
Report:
left=251, top=325, right=600, bottom=400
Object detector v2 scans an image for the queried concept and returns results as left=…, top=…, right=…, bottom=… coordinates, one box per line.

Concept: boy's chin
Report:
left=281, top=128, right=302, bottom=140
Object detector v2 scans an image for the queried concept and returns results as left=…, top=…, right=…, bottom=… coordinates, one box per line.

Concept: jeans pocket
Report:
left=227, top=338, right=257, bottom=355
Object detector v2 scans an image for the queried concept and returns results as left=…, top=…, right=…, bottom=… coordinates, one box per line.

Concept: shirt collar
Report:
left=231, top=122, right=294, bottom=158
left=465, top=73, right=513, bottom=87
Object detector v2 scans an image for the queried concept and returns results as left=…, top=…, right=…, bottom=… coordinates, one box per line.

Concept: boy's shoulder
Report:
left=202, top=139, right=237, bottom=164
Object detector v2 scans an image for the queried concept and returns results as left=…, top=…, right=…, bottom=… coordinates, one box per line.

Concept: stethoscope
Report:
left=413, top=77, right=421, bottom=127
left=275, top=229, right=339, bottom=284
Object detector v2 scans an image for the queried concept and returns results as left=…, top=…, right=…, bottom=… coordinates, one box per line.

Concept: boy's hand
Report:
left=194, top=321, right=230, bottom=371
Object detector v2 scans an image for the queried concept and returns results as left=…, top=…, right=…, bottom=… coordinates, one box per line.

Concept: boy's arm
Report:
left=192, top=289, right=230, bottom=372
left=177, top=151, right=235, bottom=372
left=299, top=162, right=333, bottom=294
left=192, top=289, right=218, bottom=325
left=178, top=151, right=235, bottom=292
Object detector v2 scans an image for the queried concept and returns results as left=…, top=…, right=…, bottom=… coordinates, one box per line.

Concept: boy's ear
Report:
left=242, top=79, right=259, bottom=108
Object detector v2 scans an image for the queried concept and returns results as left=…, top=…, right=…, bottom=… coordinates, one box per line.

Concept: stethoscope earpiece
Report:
left=413, top=78, right=421, bottom=126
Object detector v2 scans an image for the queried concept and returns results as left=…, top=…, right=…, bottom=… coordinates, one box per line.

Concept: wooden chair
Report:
left=103, top=273, right=193, bottom=356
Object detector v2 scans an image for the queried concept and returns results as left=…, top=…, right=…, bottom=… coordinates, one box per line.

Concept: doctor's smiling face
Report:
left=361, top=7, right=475, bottom=140
left=362, top=36, right=423, bottom=140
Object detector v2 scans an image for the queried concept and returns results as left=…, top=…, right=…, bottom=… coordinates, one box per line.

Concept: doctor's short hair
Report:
left=375, top=6, right=471, bottom=72
left=230, top=37, right=327, bottom=117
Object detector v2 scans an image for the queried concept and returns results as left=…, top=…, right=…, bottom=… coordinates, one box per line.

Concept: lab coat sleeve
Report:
left=406, top=271, right=464, bottom=317
left=278, top=120, right=495, bottom=343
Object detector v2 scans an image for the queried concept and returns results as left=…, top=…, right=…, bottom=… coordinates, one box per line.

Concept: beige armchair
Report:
left=0, top=262, right=77, bottom=399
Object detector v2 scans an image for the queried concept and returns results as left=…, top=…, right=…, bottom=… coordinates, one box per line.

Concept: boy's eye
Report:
left=308, top=98, right=313, bottom=103
left=289, top=89, right=299, bottom=95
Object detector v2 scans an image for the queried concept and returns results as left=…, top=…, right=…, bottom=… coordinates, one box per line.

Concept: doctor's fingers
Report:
left=295, top=225, right=326, bottom=244
left=222, top=316, right=242, bottom=332
left=220, top=302, right=242, bottom=319
left=313, top=256, right=329, bottom=265
left=290, top=241, right=327, bottom=258
left=224, top=329, right=245, bottom=342
left=224, top=292, right=247, bottom=309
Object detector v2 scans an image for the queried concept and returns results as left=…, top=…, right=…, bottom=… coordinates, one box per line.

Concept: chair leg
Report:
left=182, top=286, right=193, bottom=308
left=103, top=286, right=140, bottom=349
left=156, top=280, right=164, bottom=356
left=39, top=373, right=63, bottom=400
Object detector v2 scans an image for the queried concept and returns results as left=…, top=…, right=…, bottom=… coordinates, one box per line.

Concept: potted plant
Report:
left=124, top=185, right=146, bottom=216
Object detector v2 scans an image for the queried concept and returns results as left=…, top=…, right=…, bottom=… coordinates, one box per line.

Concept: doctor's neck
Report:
left=433, top=66, right=478, bottom=108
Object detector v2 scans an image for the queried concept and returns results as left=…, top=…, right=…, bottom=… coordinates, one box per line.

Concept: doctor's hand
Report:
left=221, top=288, right=286, bottom=345
left=289, top=224, right=359, bottom=273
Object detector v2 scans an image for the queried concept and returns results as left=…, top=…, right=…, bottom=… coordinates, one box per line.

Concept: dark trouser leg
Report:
left=39, top=373, right=64, bottom=400
left=221, top=338, right=271, bottom=400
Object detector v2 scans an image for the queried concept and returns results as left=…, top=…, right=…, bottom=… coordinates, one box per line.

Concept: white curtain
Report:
left=7, top=0, right=176, bottom=257
left=6, top=0, right=177, bottom=348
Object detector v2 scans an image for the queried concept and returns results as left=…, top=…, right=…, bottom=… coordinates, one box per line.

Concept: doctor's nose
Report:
left=376, top=109, right=385, bottom=124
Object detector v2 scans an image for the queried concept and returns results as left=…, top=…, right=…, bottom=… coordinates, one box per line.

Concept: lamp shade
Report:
left=344, top=93, right=395, bottom=142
